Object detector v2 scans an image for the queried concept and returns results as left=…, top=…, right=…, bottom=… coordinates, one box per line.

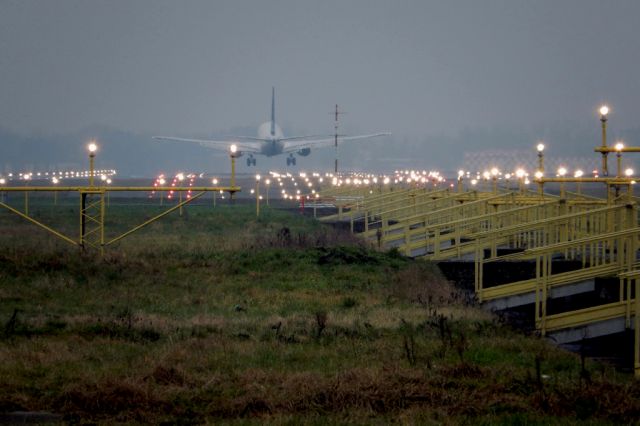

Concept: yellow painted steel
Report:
left=105, top=191, right=206, bottom=246
left=80, top=189, right=105, bottom=255
left=313, top=149, right=640, bottom=373
left=0, top=185, right=240, bottom=253
left=0, top=201, right=78, bottom=246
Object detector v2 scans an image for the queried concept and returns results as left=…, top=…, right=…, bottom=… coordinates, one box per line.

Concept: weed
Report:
left=314, top=311, right=327, bottom=339
left=0, top=204, right=637, bottom=423
left=341, top=297, right=358, bottom=309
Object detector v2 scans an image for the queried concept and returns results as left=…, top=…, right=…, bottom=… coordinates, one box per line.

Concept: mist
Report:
left=1, top=1, right=639, bottom=176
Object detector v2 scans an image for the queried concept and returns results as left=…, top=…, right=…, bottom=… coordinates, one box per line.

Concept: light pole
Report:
left=536, top=143, right=545, bottom=173
left=625, top=168, right=634, bottom=200
left=230, top=144, right=237, bottom=200
left=490, top=167, right=499, bottom=193
left=52, top=176, right=59, bottom=205
left=557, top=167, right=567, bottom=198
left=158, top=177, right=166, bottom=205
left=177, top=173, right=185, bottom=216
left=615, top=142, right=624, bottom=178
left=88, top=141, right=97, bottom=187
left=574, top=170, right=584, bottom=195
left=255, top=174, right=261, bottom=217
left=515, top=169, right=526, bottom=193
left=0, top=178, right=5, bottom=203
left=534, top=170, right=544, bottom=195
left=265, top=178, right=271, bottom=205
left=211, top=178, right=218, bottom=207
left=106, top=178, right=112, bottom=206
left=600, top=105, right=610, bottom=176
left=615, top=142, right=625, bottom=198
left=23, top=173, right=31, bottom=215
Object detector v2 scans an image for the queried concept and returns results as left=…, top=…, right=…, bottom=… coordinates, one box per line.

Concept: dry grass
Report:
left=0, top=204, right=638, bottom=423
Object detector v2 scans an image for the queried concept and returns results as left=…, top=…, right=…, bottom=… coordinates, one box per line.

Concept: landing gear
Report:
left=246, top=155, right=256, bottom=167
left=286, top=155, right=296, bottom=166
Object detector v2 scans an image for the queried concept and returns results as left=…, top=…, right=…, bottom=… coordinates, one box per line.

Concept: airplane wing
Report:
left=279, top=135, right=329, bottom=142
left=281, top=133, right=390, bottom=153
left=153, top=136, right=263, bottom=154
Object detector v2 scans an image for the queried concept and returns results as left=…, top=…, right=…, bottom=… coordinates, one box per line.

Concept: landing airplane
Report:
left=153, top=88, right=389, bottom=166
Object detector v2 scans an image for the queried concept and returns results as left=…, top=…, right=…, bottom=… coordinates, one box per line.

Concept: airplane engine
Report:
left=297, top=148, right=311, bottom=156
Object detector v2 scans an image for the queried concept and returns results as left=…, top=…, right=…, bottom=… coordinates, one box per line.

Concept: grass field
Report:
left=0, top=200, right=639, bottom=424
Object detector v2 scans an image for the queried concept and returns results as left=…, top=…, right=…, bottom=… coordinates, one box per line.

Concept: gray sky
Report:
left=1, top=0, right=639, bottom=140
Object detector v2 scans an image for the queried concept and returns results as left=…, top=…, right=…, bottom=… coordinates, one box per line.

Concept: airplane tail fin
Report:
left=270, top=87, right=276, bottom=137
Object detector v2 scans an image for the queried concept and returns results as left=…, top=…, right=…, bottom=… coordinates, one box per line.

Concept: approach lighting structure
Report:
left=88, top=141, right=98, bottom=187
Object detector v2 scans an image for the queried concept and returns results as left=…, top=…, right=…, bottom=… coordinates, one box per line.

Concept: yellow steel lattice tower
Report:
left=80, top=189, right=105, bottom=255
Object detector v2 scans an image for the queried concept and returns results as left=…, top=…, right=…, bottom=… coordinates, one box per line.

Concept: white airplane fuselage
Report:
left=255, top=121, right=285, bottom=157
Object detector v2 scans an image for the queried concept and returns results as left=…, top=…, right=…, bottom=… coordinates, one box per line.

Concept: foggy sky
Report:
left=1, top=1, right=640, bottom=149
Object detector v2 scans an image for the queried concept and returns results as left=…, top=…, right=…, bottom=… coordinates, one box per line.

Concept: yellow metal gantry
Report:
left=316, top=146, right=640, bottom=376
left=0, top=185, right=240, bottom=254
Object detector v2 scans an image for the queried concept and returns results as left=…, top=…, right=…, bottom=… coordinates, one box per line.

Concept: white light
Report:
left=536, top=143, right=545, bottom=152
left=515, top=169, right=525, bottom=178
left=491, top=167, right=499, bottom=176
left=256, top=174, right=261, bottom=181
left=615, top=142, right=624, bottom=152
left=212, top=178, right=218, bottom=185
left=599, top=105, right=609, bottom=116
left=557, top=167, right=567, bottom=177
left=88, top=142, right=97, bottom=153
left=534, top=171, right=543, bottom=179
left=0, top=178, right=5, bottom=185
left=625, top=168, right=634, bottom=177
left=230, top=144, right=237, bottom=154
left=52, top=177, right=59, bottom=184
left=574, top=170, right=584, bottom=178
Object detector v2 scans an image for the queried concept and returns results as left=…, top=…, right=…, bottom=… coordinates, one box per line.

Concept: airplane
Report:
left=153, top=88, right=390, bottom=167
